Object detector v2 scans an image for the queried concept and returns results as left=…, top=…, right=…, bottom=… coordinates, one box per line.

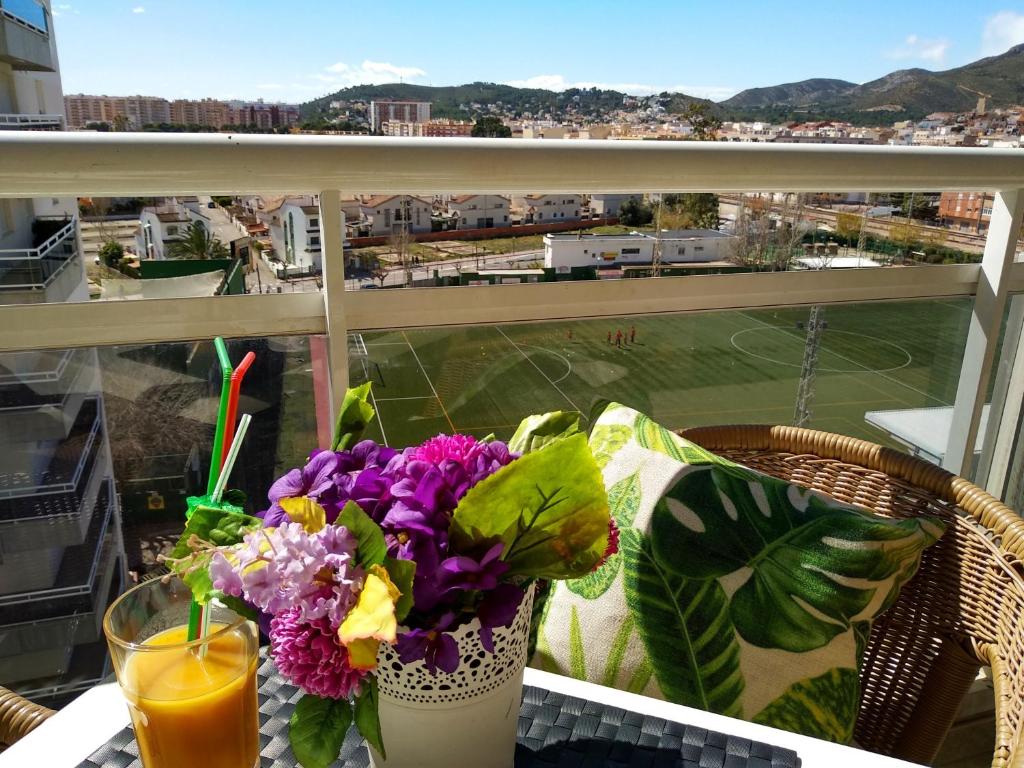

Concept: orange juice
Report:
left=120, top=624, right=259, bottom=768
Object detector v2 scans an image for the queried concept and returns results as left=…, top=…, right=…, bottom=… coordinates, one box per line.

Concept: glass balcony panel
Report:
left=0, top=0, right=47, bottom=32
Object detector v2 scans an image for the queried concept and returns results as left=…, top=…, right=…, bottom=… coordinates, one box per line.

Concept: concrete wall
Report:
left=347, top=217, right=619, bottom=248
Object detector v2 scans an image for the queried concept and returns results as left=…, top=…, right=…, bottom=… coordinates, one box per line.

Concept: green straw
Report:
left=189, top=337, right=234, bottom=642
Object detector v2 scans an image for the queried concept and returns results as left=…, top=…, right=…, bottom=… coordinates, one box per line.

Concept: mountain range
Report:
left=303, top=44, right=1024, bottom=125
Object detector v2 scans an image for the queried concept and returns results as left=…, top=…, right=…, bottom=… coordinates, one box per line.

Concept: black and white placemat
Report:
left=77, top=654, right=800, bottom=767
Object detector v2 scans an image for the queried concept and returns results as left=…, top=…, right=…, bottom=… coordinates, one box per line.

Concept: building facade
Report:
left=446, top=195, right=510, bottom=229
left=513, top=194, right=583, bottom=223
left=369, top=100, right=430, bottom=132
left=0, top=0, right=126, bottom=708
left=64, top=95, right=299, bottom=130
left=341, top=195, right=433, bottom=236
left=63, top=94, right=170, bottom=128
left=229, top=100, right=300, bottom=129
left=382, top=119, right=473, bottom=138
left=938, top=191, right=993, bottom=233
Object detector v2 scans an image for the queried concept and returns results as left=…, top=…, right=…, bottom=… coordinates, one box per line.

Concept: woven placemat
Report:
left=78, top=654, right=800, bottom=767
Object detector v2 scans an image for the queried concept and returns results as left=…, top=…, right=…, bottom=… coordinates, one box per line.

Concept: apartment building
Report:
left=229, top=100, right=300, bottom=129
left=382, top=119, right=473, bottom=138
left=63, top=94, right=170, bottom=128
left=369, top=100, right=430, bottom=132
left=261, top=196, right=323, bottom=274
left=938, top=191, right=994, bottom=233
left=170, top=98, right=231, bottom=128
left=0, top=0, right=126, bottom=708
left=512, top=194, right=583, bottom=223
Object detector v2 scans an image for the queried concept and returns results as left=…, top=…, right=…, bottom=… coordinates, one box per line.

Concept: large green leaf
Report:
left=382, top=556, right=415, bottom=622
left=621, top=528, right=744, bottom=717
left=601, top=615, right=634, bottom=687
left=170, top=505, right=262, bottom=560
left=354, top=677, right=385, bottom=759
left=508, top=411, right=581, bottom=454
left=566, top=552, right=620, bottom=599
left=569, top=605, right=586, bottom=680
left=332, top=382, right=375, bottom=451
left=608, top=471, right=641, bottom=528
left=289, top=693, right=352, bottom=768
left=650, top=465, right=945, bottom=652
left=337, top=501, right=386, bottom=568
left=450, top=433, right=611, bottom=579
left=752, top=668, right=860, bottom=743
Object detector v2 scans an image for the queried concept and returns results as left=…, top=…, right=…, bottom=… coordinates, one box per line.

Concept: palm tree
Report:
left=167, top=223, right=229, bottom=260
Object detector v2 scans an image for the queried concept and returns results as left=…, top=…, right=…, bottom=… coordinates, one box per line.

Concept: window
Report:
left=621, top=248, right=640, bottom=255
left=677, top=247, right=686, bottom=256
left=166, top=225, right=178, bottom=236
left=309, top=217, right=319, bottom=228
left=983, top=207, right=993, bottom=216
left=695, top=246, right=705, bottom=252
left=310, top=236, right=321, bottom=246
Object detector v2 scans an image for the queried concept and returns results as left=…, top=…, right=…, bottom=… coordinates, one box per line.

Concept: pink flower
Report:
left=270, top=608, right=368, bottom=699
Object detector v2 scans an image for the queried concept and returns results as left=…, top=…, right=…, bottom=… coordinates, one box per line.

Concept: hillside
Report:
left=723, top=43, right=1024, bottom=121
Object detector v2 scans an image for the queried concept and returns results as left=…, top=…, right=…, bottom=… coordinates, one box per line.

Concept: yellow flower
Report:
left=338, top=565, right=401, bottom=670
left=279, top=496, right=326, bottom=533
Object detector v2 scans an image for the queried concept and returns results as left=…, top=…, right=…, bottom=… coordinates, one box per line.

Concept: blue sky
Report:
left=52, top=2, right=1024, bottom=103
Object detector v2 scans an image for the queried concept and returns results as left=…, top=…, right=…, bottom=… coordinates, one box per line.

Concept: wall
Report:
left=347, top=217, right=619, bottom=248
left=140, top=258, right=235, bottom=279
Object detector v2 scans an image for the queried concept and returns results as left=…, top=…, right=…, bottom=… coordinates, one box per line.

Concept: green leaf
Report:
left=185, top=493, right=244, bottom=522
left=332, top=383, right=375, bottom=452
left=621, top=527, right=744, bottom=717
left=569, top=605, right=586, bottom=680
left=508, top=411, right=581, bottom=454
left=180, top=555, right=216, bottom=603
left=635, top=413, right=722, bottom=466
left=450, top=433, right=611, bottom=579
left=210, top=591, right=257, bottom=621
left=601, top=615, right=634, bottom=688
left=626, top=656, right=654, bottom=694
left=566, top=552, right=620, bottom=599
left=589, top=424, right=631, bottom=470
left=383, top=557, right=416, bottom=622
left=354, top=677, right=385, bottom=759
left=222, top=488, right=247, bottom=508
left=752, top=668, right=860, bottom=743
left=289, top=693, right=352, bottom=768
left=608, top=471, right=641, bottom=528
left=170, top=504, right=262, bottom=560
left=650, top=465, right=945, bottom=653
left=337, top=501, right=386, bottom=568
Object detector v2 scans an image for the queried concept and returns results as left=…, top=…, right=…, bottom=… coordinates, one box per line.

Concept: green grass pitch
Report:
left=349, top=298, right=973, bottom=451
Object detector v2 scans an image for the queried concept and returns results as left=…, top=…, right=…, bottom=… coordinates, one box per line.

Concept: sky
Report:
left=52, top=1, right=1024, bottom=104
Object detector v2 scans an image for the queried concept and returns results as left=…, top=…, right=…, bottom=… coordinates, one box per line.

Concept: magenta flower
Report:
left=395, top=613, right=460, bottom=674
left=270, top=608, right=368, bottom=699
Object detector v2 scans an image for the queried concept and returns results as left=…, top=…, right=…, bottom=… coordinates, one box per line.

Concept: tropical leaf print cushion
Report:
left=531, top=402, right=945, bottom=743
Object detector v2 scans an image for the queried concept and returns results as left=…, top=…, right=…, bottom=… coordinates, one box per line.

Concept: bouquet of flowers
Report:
left=166, top=384, right=614, bottom=767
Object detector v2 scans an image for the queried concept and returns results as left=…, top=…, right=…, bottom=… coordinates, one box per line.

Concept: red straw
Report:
left=220, top=351, right=256, bottom=467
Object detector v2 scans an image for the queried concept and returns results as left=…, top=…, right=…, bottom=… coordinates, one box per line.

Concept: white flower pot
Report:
left=369, top=587, right=535, bottom=768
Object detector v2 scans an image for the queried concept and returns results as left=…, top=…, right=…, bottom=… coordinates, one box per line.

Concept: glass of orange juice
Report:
left=103, top=576, right=260, bottom=768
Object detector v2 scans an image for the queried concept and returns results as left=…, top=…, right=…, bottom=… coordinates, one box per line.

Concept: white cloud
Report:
left=52, top=3, right=74, bottom=16
left=131, top=6, right=145, bottom=12
left=319, top=60, right=427, bottom=86
left=981, top=11, right=1024, bottom=56
left=886, top=34, right=950, bottom=64
left=503, top=74, right=737, bottom=101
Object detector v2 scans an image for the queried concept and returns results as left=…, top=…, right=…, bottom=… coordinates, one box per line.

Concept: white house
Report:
left=136, top=205, right=189, bottom=260
left=341, top=195, right=432, bottom=237
left=268, top=199, right=323, bottom=272
left=544, top=230, right=735, bottom=270
left=446, top=195, right=511, bottom=229
left=512, top=194, right=583, bottom=224
left=588, top=194, right=639, bottom=217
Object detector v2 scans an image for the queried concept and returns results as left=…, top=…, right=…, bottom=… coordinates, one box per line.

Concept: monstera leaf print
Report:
left=621, top=528, right=744, bottom=716
left=650, top=465, right=944, bottom=653
left=635, top=413, right=725, bottom=467
left=753, top=668, right=860, bottom=743
left=567, top=472, right=641, bottom=599
left=590, top=423, right=631, bottom=470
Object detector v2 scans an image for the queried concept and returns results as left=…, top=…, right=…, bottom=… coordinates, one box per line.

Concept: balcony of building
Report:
left=0, top=0, right=52, bottom=71
left=0, top=133, right=1023, bottom=766
left=0, top=113, right=62, bottom=130
left=0, top=216, right=81, bottom=302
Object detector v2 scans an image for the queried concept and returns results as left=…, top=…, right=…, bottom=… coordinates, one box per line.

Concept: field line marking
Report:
left=495, top=326, right=582, bottom=412
left=519, top=344, right=574, bottom=383
left=367, top=385, right=388, bottom=447
left=364, top=342, right=411, bottom=346
left=375, top=395, right=435, bottom=401
left=737, top=311, right=950, bottom=407
left=401, top=330, right=457, bottom=433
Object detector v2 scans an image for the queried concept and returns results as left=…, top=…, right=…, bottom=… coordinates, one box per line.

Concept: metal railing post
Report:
left=943, top=189, right=1024, bottom=476
left=318, top=188, right=348, bottom=425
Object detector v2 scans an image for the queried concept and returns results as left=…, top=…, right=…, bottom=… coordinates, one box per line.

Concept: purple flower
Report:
left=477, top=583, right=526, bottom=652
left=270, top=608, right=368, bottom=699
left=437, top=543, right=509, bottom=594
left=395, top=613, right=460, bottom=674
left=262, top=450, right=342, bottom=526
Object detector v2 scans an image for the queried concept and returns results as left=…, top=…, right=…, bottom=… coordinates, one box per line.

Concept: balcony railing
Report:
left=0, top=133, right=1022, bottom=493
left=0, top=0, right=47, bottom=34
left=0, top=216, right=77, bottom=291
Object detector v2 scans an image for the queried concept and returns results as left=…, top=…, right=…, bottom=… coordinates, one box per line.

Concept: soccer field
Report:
left=349, top=298, right=973, bottom=450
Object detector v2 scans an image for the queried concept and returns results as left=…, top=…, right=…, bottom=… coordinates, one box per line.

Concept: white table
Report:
left=0, top=668, right=923, bottom=767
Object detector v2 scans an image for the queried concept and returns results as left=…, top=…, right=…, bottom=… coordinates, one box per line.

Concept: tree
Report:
left=678, top=194, right=719, bottom=229
left=112, top=114, right=130, bottom=132
left=835, top=213, right=862, bottom=254
left=471, top=116, right=511, bottom=138
left=98, top=240, right=124, bottom=267
left=618, top=198, right=654, bottom=227
left=681, top=103, right=721, bottom=141
left=167, top=223, right=229, bottom=260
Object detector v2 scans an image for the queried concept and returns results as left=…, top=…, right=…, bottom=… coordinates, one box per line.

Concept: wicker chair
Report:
left=0, top=685, right=53, bottom=750
left=679, top=424, right=1024, bottom=768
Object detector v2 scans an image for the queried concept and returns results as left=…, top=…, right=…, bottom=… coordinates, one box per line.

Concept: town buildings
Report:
left=938, top=192, right=994, bottom=233
left=136, top=196, right=248, bottom=260
left=369, top=100, right=430, bottom=132
left=512, top=194, right=584, bottom=223
left=444, top=195, right=511, bottom=229
left=63, top=94, right=299, bottom=129
left=0, top=0, right=126, bottom=708
left=382, top=119, right=473, bottom=137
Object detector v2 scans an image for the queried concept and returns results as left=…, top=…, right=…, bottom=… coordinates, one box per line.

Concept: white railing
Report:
left=1, top=133, right=1023, bottom=486
left=0, top=216, right=77, bottom=290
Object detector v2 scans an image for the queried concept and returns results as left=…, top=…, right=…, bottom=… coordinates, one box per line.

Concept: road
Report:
left=245, top=249, right=543, bottom=294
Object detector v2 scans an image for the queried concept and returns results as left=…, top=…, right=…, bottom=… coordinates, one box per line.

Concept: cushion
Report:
left=531, top=403, right=945, bottom=743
